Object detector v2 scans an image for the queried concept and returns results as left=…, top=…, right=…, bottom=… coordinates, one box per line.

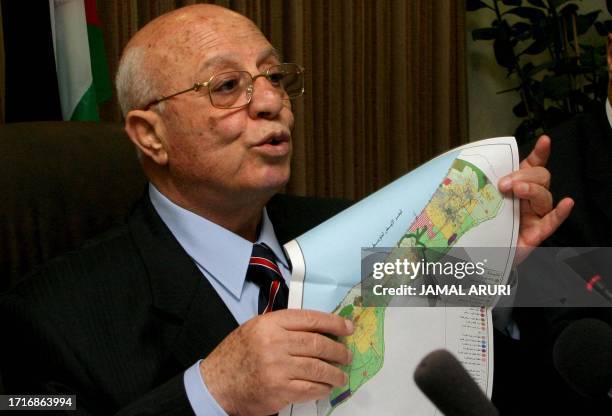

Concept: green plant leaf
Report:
left=494, top=37, right=516, bottom=69
left=527, top=0, right=546, bottom=8
left=529, top=20, right=549, bottom=47
left=511, top=22, right=532, bottom=40
left=524, top=61, right=555, bottom=77
left=540, top=75, right=572, bottom=99
left=505, top=6, right=546, bottom=20
left=467, top=0, right=489, bottom=11
left=497, top=85, right=521, bottom=94
left=522, top=62, right=535, bottom=73
left=575, top=11, right=601, bottom=35
left=512, top=21, right=531, bottom=32
left=522, top=61, right=549, bottom=77
left=472, top=28, right=498, bottom=41
left=521, top=38, right=548, bottom=55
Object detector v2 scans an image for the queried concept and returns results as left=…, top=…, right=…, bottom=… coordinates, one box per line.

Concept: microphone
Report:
left=553, top=318, right=612, bottom=401
left=414, top=349, right=499, bottom=416
left=557, top=248, right=612, bottom=304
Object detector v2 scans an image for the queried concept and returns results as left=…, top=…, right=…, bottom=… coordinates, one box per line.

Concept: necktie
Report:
left=247, top=243, right=289, bottom=314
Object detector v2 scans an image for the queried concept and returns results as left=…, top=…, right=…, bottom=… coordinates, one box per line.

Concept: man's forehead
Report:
left=128, top=5, right=260, bottom=50
left=195, top=46, right=281, bottom=75
left=126, top=5, right=273, bottom=86
left=158, top=13, right=269, bottom=58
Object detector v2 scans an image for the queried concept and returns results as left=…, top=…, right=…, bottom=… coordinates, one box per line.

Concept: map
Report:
left=282, top=138, right=519, bottom=416
left=321, top=159, right=504, bottom=415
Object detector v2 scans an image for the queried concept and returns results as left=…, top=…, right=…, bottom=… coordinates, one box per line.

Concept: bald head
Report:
left=125, top=4, right=258, bottom=57
left=116, top=4, right=264, bottom=115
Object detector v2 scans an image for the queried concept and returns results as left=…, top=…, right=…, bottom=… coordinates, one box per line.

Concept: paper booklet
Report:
left=280, top=137, right=520, bottom=416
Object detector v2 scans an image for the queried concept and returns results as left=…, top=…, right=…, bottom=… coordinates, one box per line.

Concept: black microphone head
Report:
left=414, top=349, right=498, bottom=416
left=553, top=318, right=612, bottom=400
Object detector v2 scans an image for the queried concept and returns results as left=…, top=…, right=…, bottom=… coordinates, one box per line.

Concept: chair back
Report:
left=0, top=122, right=145, bottom=290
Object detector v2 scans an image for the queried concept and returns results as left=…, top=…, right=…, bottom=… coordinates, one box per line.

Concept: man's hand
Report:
left=498, top=135, right=574, bottom=263
left=200, top=309, right=354, bottom=416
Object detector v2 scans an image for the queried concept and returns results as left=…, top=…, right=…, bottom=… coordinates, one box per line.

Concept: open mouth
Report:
left=259, top=132, right=289, bottom=146
left=268, top=137, right=282, bottom=145
left=254, top=132, right=291, bottom=156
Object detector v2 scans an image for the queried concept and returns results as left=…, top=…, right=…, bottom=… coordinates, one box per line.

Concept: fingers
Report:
left=288, top=331, right=353, bottom=365
left=285, top=380, right=333, bottom=403
left=515, top=182, right=553, bottom=217
left=498, top=166, right=550, bottom=193
left=291, top=356, right=348, bottom=387
left=520, top=134, right=551, bottom=169
left=535, top=197, right=574, bottom=242
left=275, top=309, right=354, bottom=337
left=521, top=197, right=574, bottom=247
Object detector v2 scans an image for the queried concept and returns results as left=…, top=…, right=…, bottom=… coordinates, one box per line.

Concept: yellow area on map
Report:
left=344, top=306, right=379, bottom=354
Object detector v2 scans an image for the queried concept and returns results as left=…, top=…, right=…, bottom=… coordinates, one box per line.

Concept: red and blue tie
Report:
left=247, top=243, right=289, bottom=314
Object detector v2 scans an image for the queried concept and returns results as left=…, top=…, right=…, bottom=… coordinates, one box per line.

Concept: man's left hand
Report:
left=497, top=135, right=574, bottom=263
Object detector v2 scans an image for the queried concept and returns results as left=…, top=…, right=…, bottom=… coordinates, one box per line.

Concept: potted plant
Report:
left=469, top=0, right=612, bottom=144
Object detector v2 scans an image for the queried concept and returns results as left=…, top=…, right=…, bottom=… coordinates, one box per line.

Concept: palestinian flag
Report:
left=50, top=0, right=111, bottom=121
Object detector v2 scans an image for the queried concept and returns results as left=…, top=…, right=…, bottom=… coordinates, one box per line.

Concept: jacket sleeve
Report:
left=0, top=292, right=194, bottom=416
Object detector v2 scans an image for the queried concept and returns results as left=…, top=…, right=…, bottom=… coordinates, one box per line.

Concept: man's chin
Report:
left=263, top=171, right=291, bottom=193
left=231, top=162, right=290, bottom=200
left=254, top=167, right=291, bottom=195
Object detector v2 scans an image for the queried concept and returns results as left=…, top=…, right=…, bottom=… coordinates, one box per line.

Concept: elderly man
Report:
left=0, top=4, right=572, bottom=416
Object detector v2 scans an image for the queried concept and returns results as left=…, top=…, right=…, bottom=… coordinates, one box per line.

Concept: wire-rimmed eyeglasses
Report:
left=143, top=63, right=305, bottom=110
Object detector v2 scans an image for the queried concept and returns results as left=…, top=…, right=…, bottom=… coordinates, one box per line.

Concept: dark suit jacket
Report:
left=540, top=105, right=612, bottom=248
left=492, top=107, right=612, bottom=415
left=0, top=193, right=351, bottom=415
left=516, top=105, right=612, bottom=339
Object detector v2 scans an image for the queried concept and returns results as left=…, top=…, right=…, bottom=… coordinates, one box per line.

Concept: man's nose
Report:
left=247, top=76, right=285, bottom=119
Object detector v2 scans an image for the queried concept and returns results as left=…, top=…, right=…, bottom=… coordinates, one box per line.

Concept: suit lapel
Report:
left=128, top=194, right=238, bottom=367
left=125, top=193, right=349, bottom=368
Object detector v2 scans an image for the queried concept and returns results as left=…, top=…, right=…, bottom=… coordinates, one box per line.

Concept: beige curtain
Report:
left=8, top=0, right=467, bottom=200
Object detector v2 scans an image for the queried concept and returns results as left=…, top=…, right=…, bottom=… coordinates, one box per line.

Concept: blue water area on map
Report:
left=294, top=150, right=460, bottom=311
left=330, top=389, right=351, bottom=407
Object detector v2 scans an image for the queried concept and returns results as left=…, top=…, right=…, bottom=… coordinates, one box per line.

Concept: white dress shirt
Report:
left=149, top=184, right=291, bottom=416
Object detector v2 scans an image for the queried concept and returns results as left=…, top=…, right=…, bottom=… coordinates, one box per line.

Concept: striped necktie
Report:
left=247, top=243, right=289, bottom=314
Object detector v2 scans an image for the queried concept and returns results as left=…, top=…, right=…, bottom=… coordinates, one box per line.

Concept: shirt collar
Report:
left=148, top=184, right=288, bottom=300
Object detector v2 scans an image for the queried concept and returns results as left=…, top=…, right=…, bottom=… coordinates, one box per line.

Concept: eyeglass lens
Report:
left=208, top=64, right=303, bottom=109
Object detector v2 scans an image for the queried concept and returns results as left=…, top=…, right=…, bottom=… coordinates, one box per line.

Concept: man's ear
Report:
left=124, top=110, right=169, bottom=166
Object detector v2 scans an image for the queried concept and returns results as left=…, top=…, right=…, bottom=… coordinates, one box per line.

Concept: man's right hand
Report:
left=200, top=309, right=354, bottom=416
